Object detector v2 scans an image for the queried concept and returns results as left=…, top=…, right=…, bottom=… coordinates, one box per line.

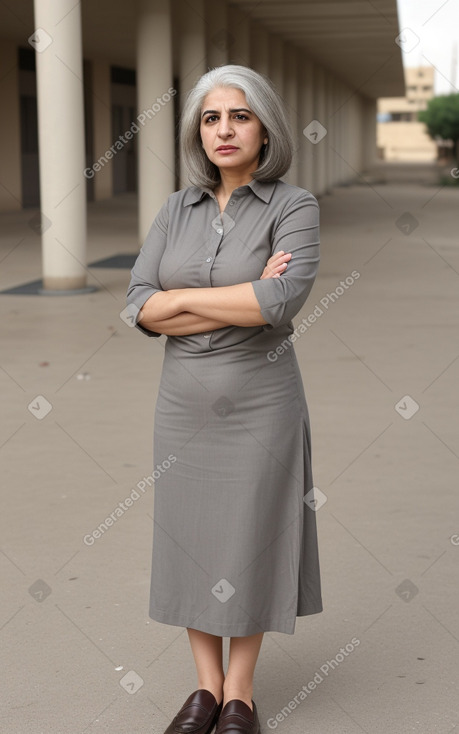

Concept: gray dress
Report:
left=126, top=178, right=323, bottom=636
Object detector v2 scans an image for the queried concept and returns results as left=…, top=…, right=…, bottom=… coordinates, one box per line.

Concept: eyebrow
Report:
left=201, top=107, right=253, bottom=118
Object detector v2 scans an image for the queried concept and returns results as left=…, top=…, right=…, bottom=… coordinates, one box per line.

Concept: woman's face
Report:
left=200, top=87, right=268, bottom=180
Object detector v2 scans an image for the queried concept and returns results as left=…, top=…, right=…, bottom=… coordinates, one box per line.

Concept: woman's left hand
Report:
left=260, top=250, right=292, bottom=279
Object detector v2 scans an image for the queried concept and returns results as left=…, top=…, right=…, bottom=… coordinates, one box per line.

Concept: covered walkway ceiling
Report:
left=0, top=0, right=404, bottom=98
left=232, top=0, right=405, bottom=97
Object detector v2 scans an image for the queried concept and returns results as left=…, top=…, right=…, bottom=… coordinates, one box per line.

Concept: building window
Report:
left=390, top=112, right=415, bottom=122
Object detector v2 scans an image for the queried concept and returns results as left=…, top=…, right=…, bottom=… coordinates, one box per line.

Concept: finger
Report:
left=269, top=252, right=292, bottom=265
left=262, top=263, right=288, bottom=279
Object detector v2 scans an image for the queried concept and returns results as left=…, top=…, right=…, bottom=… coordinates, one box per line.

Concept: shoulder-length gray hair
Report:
left=180, top=65, right=294, bottom=188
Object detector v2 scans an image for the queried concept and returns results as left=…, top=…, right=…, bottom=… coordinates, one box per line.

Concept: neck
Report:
left=216, top=168, right=256, bottom=197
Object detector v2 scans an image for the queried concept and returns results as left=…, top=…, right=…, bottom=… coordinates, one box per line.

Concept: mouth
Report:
left=216, top=146, right=238, bottom=152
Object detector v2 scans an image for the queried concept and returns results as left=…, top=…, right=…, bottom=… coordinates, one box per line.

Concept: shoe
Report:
left=163, top=689, right=223, bottom=734
left=215, top=699, right=261, bottom=734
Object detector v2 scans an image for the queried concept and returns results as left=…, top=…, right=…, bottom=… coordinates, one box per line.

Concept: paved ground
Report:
left=1, top=162, right=458, bottom=734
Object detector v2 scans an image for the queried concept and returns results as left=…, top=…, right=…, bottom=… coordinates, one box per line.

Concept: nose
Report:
left=217, top=114, right=234, bottom=138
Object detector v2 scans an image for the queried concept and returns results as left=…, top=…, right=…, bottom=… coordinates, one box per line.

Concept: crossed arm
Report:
left=138, top=251, right=292, bottom=336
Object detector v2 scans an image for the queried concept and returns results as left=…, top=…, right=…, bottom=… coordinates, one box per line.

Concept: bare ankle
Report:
left=198, top=678, right=224, bottom=705
left=222, top=683, right=253, bottom=710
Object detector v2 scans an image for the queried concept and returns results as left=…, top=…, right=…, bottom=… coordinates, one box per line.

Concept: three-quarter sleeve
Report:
left=251, top=192, right=320, bottom=329
left=126, top=199, right=169, bottom=337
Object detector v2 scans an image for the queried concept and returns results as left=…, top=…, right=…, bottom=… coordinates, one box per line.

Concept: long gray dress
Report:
left=126, top=178, right=323, bottom=636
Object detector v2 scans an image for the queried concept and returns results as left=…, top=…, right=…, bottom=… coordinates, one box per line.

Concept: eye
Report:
left=204, top=114, right=218, bottom=123
left=234, top=114, right=248, bottom=120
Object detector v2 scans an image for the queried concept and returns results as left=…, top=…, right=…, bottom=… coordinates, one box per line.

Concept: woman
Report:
left=126, top=65, right=322, bottom=734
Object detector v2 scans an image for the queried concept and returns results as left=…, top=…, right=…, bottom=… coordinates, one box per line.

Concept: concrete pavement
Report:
left=1, top=162, right=458, bottom=733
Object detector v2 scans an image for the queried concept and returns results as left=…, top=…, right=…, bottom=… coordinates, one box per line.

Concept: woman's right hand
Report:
left=260, top=250, right=292, bottom=279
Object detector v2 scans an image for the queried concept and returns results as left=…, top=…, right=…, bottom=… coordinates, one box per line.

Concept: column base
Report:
left=41, top=273, right=96, bottom=294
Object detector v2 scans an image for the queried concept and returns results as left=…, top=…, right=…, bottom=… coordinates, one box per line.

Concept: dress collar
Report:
left=182, top=178, right=278, bottom=207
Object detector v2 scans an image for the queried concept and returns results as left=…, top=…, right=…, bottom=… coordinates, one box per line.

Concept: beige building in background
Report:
left=0, top=0, right=404, bottom=292
left=377, top=66, right=437, bottom=161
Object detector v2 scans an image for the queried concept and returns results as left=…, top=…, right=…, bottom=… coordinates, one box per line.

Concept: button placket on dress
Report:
left=199, top=191, right=246, bottom=348
left=198, top=195, right=222, bottom=348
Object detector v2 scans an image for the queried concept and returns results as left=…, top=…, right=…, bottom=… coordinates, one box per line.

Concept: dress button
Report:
left=206, top=257, right=212, bottom=262
left=229, top=200, right=234, bottom=206
left=216, top=228, right=223, bottom=234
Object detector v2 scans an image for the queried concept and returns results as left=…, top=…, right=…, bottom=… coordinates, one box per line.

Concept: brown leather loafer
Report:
left=215, top=699, right=261, bottom=734
left=163, top=689, right=223, bottom=734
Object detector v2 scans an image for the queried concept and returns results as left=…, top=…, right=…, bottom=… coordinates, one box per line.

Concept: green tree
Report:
left=418, top=93, right=459, bottom=161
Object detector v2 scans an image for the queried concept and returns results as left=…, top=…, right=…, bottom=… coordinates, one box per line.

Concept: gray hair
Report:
left=180, top=65, right=294, bottom=188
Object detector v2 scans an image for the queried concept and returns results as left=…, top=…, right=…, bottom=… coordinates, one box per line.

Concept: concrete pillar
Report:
left=283, top=45, right=300, bottom=186
left=137, top=0, right=175, bottom=242
left=334, top=81, right=342, bottom=184
left=352, top=97, right=363, bottom=172
left=341, top=84, right=353, bottom=182
left=343, top=85, right=353, bottom=182
left=332, top=79, right=343, bottom=186
left=0, top=41, right=21, bottom=211
left=33, top=0, right=88, bottom=292
left=339, top=84, right=351, bottom=183
left=205, top=0, right=229, bottom=68
left=344, top=87, right=352, bottom=181
left=174, top=0, right=207, bottom=188
left=362, top=97, right=377, bottom=170
left=90, top=60, right=112, bottom=201
left=327, top=76, right=335, bottom=187
left=268, top=35, right=284, bottom=94
left=175, top=0, right=206, bottom=100
left=349, top=92, right=358, bottom=178
left=298, top=56, right=315, bottom=194
left=325, top=71, right=334, bottom=190
left=250, top=24, right=269, bottom=76
left=228, top=6, right=250, bottom=66
left=313, top=65, right=327, bottom=196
